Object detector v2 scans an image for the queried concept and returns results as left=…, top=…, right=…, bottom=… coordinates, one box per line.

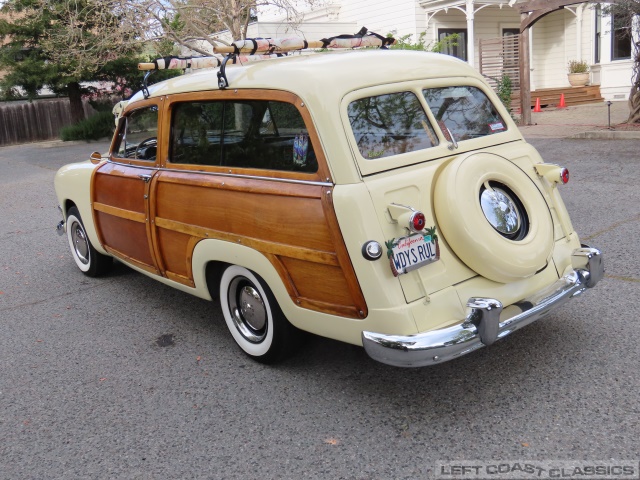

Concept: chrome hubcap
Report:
left=480, top=183, right=522, bottom=236
left=228, top=278, right=267, bottom=343
left=71, top=222, right=90, bottom=265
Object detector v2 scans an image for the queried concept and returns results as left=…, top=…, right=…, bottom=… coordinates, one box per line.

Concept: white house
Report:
left=253, top=0, right=636, bottom=101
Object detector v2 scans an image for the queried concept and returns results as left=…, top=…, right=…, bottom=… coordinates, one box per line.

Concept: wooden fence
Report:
left=0, top=98, right=94, bottom=147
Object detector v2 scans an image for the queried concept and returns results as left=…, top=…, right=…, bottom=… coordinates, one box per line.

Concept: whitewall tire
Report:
left=65, top=207, right=112, bottom=277
left=219, top=265, right=294, bottom=363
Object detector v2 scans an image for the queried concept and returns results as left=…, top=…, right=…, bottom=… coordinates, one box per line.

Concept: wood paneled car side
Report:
left=91, top=89, right=367, bottom=321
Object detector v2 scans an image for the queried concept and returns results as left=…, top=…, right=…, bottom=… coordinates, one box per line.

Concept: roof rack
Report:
left=138, top=27, right=396, bottom=96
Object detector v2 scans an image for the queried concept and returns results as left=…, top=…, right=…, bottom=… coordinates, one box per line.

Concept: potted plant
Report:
left=567, top=60, right=590, bottom=87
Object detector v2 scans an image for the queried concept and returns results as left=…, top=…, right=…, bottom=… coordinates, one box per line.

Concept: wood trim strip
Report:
left=264, top=252, right=299, bottom=299
left=155, top=169, right=331, bottom=189
left=154, top=217, right=340, bottom=267
left=147, top=175, right=166, bottom=275
left=297, top=297, right=359, bottom=318
left=155, top=171, right=325, bottom=198
left=165, top=270, right=195, bottom=287
left=143, top=175, right=162, bottom=273
left=185, top=236, right=200, bottom=282
left=103, top=246, right=159, bottom=275
left=93, top=202, right=146, bottom=223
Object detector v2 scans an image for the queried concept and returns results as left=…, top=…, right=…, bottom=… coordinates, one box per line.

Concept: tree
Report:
left=1, top=0, right=314, bottom=121
left=602, top=0, right=640, bottom=123
left=133, top=0, right=313, bottom=53
left=49, top=0, right=316, bottom=59
left=0, top=0, right=144, bottom=123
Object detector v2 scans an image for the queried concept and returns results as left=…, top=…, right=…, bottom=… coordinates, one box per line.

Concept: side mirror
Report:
left=89, top=152, right=103, bottom=165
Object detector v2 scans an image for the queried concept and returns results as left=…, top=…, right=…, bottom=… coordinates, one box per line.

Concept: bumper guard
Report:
left=56, top=205, right=65, bottom=236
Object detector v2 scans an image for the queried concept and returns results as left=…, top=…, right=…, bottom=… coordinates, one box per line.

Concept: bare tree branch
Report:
left=34, top=0, right=316, bottom=77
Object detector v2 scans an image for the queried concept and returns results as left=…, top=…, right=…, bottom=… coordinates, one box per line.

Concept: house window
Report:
left=438, top=29, right=467, bottom=61
left=611, top=12, right=631, bottom=60
left=594, top=4, right=602, bottom=64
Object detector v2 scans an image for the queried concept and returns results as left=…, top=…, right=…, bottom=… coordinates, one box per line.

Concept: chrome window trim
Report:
left=106, top=159, right=332, bottom=187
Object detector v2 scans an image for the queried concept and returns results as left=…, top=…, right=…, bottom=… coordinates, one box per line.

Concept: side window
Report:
left=170, top=102, right=224, bottom=165
left=170, top=99, right=318, bottom=173
left=114, top=106, right=159, bottom=161
left=422, top=86, right=507, bottom=141
left=347, top=92, right=438, bottom=160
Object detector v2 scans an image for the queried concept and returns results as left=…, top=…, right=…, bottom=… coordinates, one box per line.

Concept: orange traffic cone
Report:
left=533, top=97, right=542, bottom=112
left=558, top=93, right=567, bottom=108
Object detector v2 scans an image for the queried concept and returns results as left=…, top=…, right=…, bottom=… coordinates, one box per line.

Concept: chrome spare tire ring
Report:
left=480, top=181, right=529, bottom=241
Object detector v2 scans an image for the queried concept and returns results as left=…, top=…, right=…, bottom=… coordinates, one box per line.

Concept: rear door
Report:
left=149, top=90, right=368, bottom=318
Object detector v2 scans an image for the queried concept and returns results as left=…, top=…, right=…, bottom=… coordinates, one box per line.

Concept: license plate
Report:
left=388, top=233, right=439, bottom=276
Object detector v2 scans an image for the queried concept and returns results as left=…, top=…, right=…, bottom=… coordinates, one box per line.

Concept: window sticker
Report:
left=293, top=133, right=309, bottom=166
left=423, top=87, right=507, bottom=141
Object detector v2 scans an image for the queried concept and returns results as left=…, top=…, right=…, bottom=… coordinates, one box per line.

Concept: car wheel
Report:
left=66, top=206, right=113, bottom=277
left=219, top=265, right=294, bottom=363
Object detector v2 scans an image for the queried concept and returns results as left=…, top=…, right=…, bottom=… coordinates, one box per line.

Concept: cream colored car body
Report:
left=55, top=50, right=603, bottom=366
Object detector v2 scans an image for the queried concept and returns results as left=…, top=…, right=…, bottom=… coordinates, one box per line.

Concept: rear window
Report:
left=347, top=92, right=438, bottom=160
left=422, top=86, right=507, bottom=141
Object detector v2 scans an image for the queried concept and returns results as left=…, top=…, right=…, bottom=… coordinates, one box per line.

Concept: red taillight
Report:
left=410, top=212, right=426, bottom=232
left=561, top=167, right=569, bottom=184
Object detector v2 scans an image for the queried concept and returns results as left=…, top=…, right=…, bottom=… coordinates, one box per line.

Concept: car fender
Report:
left=54, top=161, right=109, bottom=256
left=191, top=238, right=416, bottom=345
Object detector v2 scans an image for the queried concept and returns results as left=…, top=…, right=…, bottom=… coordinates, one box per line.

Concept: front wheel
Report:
left=219, top=265, right=295, bottom=364
left=66, top=206, right=112, bottom=277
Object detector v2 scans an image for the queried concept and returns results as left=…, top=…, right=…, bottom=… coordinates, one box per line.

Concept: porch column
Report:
left=520, top=14, right=532, bottom=125
left=466, top=0, right=475, bottom=67
left=576, top=4, right=584, bottom=61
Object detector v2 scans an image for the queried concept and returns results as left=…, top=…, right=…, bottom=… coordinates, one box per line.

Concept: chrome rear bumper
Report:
left=362, top=246, right=604, bottom=367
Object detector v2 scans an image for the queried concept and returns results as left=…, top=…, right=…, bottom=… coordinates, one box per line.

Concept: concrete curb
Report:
left=569, top=130, right=640, bottom=140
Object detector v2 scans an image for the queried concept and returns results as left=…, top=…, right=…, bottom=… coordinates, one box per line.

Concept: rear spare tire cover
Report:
left=434, top=152, right=553, bottom=284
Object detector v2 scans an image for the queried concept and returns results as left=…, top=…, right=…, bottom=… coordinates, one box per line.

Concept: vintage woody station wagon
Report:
left=55, top=45, right=604, bottom=367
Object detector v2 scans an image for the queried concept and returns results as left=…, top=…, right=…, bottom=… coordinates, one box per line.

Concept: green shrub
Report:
left=60, top=111, right=115, bottom=141
left=390, top=32, right=459, bottom=53
left=88, top=98, right=118, bottom=113
left=496, top=74, right=513, bottom=113
left=567, top=60, right=589, bottom=74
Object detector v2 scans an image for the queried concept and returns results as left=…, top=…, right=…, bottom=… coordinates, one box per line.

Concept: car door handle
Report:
left=138, top=174, right=152, bottom=183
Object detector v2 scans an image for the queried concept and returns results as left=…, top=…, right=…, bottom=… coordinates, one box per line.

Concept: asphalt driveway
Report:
left=0, top=137, right=638, bottom=479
